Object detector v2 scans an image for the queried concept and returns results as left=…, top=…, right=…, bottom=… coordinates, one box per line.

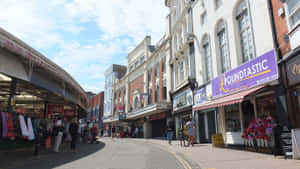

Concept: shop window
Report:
left=225, top=104, right=241, bottom=132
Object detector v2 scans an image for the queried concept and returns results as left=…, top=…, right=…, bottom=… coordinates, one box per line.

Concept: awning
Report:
left=193, top=85, right=265, bottom=111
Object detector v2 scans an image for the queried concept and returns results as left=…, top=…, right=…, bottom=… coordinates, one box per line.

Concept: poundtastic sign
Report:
left=212, top=50, right=278, bottom=98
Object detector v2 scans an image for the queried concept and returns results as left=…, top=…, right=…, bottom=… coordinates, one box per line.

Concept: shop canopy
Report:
left=193, top=85, right=265, bottom=111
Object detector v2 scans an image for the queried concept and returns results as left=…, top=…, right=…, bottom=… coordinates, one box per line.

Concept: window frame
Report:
left=217, top=21, right=231, bottom=74
left=285, top=0, right=300, bottom=31
left=202, top=35, right=212, bottom=82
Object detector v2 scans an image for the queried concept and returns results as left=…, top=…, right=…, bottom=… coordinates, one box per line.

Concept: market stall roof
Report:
left=193, top=85, right=265, bottom=111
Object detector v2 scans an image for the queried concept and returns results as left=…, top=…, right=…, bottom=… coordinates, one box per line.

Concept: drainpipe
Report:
left=267, top=0, right=282, bottom=60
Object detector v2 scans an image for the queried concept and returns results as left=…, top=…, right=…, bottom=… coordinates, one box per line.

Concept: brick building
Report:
left=88, top=91, right=104, bottom=127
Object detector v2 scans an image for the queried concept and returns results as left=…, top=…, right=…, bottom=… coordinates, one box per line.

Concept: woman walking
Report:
left=69, top=118, right=79, bottom=152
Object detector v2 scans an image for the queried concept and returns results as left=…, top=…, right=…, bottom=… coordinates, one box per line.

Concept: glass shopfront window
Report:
left=224, top=104, right=241, bottom=132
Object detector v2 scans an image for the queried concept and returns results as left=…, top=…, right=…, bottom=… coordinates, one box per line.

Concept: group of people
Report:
left=167, top=118, right=195, bottom=147
left=111, top=126, right=143, bottom=138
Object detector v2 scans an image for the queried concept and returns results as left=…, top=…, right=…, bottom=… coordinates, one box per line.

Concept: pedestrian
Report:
left=69, top=118, right=79, bottom=152
left=83, top=122, right=91, bottom=143
left=92, top=124, right=98, bottom=143
left=111, top=126, right=115, bottom=138
left=185, top=118, right=195, bottom=147
left=53, top=117, right=64, bottom=152
left=167, top=124, right=174, bottom=145
left=134, top=127, right=139, bottom=138
left=178, top=126, right=186, bottom=147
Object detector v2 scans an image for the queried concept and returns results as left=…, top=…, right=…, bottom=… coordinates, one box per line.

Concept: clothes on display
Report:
left=27, top=117, right=35, bottom=141
left=19, top=115, right=29, bottom=137
left=7, top=113, right=15, bottom=140
left=1, top=112, right=8, bottom=138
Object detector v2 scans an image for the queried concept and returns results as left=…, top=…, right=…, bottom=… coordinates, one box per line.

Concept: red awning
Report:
left=193, top=85, right=265, bottom=111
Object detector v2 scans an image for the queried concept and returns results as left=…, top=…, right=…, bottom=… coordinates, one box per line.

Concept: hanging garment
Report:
left=19, top=115, right=29, bottom=137
left=1, top=112, right=8, bottom=138
left=27, top=117, right=35, bottom=141
left=32, top=119, right=39, bottom=137
left=7, top=113, right=15, bottom=140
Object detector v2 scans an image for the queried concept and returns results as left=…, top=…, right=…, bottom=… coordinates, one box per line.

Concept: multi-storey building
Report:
left=87, top=91, right=104, bottom=128
left=165, top=0, right=197, bottom=139
left=109, top=35, right=172, bottom=138
left=103, top=64, right=127, bottom=129
left=270, top=0, right=300, bottom=128
left=190, top=0, right=291, bottom=148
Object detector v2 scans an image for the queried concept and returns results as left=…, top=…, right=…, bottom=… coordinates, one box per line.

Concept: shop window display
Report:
left=225, top=104, right=241, bottom=132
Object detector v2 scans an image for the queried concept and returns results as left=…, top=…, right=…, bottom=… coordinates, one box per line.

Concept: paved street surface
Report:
left=0, top=138, right=192, bottom=169
left=138, top=138, right=300, bottom=169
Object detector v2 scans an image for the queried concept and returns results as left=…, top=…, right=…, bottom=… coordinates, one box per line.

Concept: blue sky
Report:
left=0, top=0, right=168, bottom=93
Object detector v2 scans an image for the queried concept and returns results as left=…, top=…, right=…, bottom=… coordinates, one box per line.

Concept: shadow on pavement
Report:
left=0, top=141, right=105, bottom=169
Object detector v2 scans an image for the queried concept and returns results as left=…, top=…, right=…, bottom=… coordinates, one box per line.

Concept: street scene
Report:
left=1, top=0, right=300, bottom=169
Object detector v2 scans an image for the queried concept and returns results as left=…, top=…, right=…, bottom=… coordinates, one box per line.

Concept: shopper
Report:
left=53, top=117, right=64, bottom=152
left=92, top=124, right=98, bottom=143
left=134, top=127, right=139, bottom=138
left=185, top=119, right=195, bottom=147
left=167, top=125, right=174, bottom=145
left=178, top=126, right=186, bottom=147
left=69, top=118, right=79, bottom=152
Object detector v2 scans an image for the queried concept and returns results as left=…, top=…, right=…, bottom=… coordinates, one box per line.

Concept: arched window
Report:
left=202, top=35, right=212, bottom=82
left=216, top=20, right=230, bottom=73
left=236, top=0, right=254, bottom=63
left=134, top=97, right=139, bottom=110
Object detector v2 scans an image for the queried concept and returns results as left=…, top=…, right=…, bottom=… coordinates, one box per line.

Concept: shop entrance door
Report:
left=198, top=113, right=206, bottom=143
left=207, top=111, right=216, bottom=143
left=152, top=119, right=167, bottom=138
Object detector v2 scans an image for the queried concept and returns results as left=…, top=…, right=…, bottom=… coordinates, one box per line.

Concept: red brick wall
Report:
left=272, top=0, right=290, bottom=56
left=129, top=75, right=144, bottom=107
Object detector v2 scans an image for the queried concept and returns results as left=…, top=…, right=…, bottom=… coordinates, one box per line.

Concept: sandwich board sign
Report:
left=292, top=129, right=300, bottom=159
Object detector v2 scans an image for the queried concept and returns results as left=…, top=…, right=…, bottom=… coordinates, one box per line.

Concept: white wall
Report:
left=192, top=0, right=275, bottom=87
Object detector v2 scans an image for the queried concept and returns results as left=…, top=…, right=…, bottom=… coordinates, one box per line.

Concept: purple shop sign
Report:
left=212, top=50, right=278, bottom=98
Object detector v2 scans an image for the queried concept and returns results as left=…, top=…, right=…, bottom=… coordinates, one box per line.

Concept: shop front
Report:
left=285, top=50, right=300, bottom=128
left=150, top=112, right=167, bottom=138
left=193, top=85, right=219, bottom=143
left=173, top=88, right=194, bottom=139
left=194, top=50, right=282, bottom=152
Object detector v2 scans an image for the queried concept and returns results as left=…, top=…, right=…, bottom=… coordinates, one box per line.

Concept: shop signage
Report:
left=119, top=113, right=126, bottom=120
left=212, top=50, right=278, bottom=98
left=47, top=104, right=64, bottom=114
left=173, top=88, right=193, bottom=111
left=118, top=105, right=124, bottom=113
left=194, top=87, right=208, bottom=106
left=287, top=54, right=300, bottom=86
left=64, top=109, right=75, bottom=117
left=149, top=112, right=166, bottom=121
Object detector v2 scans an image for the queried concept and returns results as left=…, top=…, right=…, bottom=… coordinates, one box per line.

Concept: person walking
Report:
left=167, top=125, right=174, bottom=145
left=53, top=117, right=64, bottom=152
left=178, top=126, right=186, bottom=147
left=69, top=119, right=79, bottom=152
left=92, top=124, right=98, bottom=143
left=185, top=118, right=195, bottom=147
left=134, top=127, right=139, bottom=138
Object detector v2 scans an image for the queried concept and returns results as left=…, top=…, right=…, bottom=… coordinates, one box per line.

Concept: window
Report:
left=155, top=85, right=159, bottom=103
left=185, top=55, right=189, bottom=77
left=203, top=35, right=212, bottom=81
left=162, top=56, right=166, bottom=73
left=201, top=12, right=207, bottom=25
left=236, top=1, right=254, bottom=63
left=148, top=69, right=152, bottom=82
left=130, top=65, right=134, bottom=72
left=179, top=60, right=185, bottom=81
left=155, top=63, right=159, bottom=78
left=217, top=21, right=230, bottom=73
left=215, top=0, right=222, bottom=9
left=148, top=89, right=152, bottom=105
left=140, top=56, right=145, bottom=63
left=286, top=0, right=300, bottom=28
left=135, top=60, right=139, bottom=68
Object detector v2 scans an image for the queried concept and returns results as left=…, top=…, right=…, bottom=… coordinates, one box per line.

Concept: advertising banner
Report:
left=64, top=109, right=75, bottom=117
left=212, top=50, right=278, bottom=98
left=194, top=87, right=208, bottom=106
left=47, top=104, right=64, bottom=114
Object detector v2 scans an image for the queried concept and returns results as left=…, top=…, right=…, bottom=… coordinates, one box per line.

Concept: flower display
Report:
left=242, top=116, right=276, bottom=141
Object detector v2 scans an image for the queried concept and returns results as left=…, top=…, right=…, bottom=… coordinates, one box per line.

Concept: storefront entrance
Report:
left=197, top=110, right=218, bottom=143
left=151, top=119, right=166, bottom=138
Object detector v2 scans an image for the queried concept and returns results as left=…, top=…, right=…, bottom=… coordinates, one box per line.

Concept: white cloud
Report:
left=0, top=0, right=168, bottom=92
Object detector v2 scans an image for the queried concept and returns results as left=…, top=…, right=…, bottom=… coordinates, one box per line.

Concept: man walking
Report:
left=69, top=118, right=79, bottom=152
left=185, top=118, right=195, bottom=147
left=167, top=124, right=174, bottom=145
